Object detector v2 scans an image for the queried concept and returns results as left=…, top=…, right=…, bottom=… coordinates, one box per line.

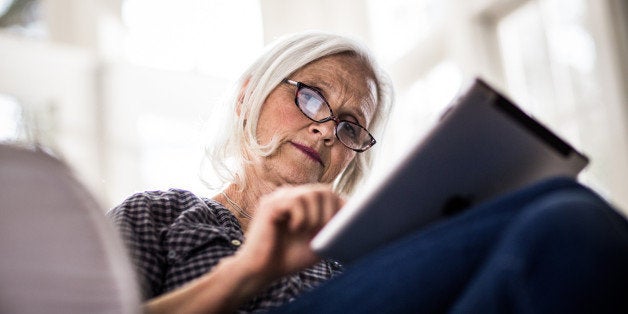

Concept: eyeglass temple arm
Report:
left=284, top=79, right=299, bottom=86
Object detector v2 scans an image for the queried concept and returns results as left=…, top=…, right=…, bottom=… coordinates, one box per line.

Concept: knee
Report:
left=501, top=188, right=628, bottom=311
left=513, top=187, right=628, bottom=253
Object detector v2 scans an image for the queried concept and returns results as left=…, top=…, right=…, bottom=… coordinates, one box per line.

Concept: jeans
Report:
left=274, top=177, right=628, bottom=313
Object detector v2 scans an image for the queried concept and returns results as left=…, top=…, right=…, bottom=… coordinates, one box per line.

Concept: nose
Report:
left=310, top=120, right=336, bottom=145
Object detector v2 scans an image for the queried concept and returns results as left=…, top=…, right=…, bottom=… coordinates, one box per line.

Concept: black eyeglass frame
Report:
left=283, top=79, right=376, bottom=153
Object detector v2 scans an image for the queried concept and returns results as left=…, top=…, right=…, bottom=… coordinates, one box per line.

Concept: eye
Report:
left=297, top=87, right=326, bottom=118
left=340, top=122, right=359, bottom=139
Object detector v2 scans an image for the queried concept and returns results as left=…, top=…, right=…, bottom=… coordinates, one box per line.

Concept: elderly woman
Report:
left=109, top=31, right=391, bottom=313
left=109, top=31, right=628, bottom=314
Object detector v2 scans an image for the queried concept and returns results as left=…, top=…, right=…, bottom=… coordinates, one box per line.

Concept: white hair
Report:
left=202, top=31, right=394, bottom=195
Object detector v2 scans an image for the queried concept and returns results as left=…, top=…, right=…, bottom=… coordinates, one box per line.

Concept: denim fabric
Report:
left=274, top=177, right=628, bottom=313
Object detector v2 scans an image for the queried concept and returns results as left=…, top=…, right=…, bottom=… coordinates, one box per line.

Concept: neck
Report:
left=217, top=177, right=278, bottom=231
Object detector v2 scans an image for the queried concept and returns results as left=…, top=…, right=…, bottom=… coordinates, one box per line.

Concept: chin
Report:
left=287, top=176, right=320, bottom=185
left=283, top=170, right=321, bottom=185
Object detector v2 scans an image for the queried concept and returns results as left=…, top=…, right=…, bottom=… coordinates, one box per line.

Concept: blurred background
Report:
left=0, top=0, right=626, bottom=214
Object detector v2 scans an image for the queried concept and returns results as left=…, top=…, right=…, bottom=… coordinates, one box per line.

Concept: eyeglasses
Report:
left=283, top=79, right=376, bottom=153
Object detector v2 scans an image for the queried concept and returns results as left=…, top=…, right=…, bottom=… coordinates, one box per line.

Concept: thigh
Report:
left=275, top=177, right=598, bottom=314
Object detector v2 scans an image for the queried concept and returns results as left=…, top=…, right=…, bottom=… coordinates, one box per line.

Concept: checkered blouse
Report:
left=107, top=189, right=342, bottom=313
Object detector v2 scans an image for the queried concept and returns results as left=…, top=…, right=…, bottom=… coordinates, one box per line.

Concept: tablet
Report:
left=311, top=78, right=589, bottom=264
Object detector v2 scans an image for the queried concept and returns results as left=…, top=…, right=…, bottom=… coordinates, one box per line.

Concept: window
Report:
left=496, top=0, right=626, bottom=205
left=497, top=0, right=598, bottom=146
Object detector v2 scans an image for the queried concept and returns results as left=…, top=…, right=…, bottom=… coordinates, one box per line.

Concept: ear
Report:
left=236, top=76, right=251, bottom=117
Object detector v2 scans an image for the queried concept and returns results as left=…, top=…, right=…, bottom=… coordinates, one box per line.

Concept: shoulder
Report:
left=107, top=189, right=228, bottom=226
left=106, top=188, right=242, bottom=254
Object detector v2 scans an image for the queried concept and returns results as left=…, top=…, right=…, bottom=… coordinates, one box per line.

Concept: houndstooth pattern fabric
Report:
left=107, top=189, right=342, bottom=313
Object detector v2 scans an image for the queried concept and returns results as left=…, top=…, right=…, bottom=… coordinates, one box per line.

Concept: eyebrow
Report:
left=315, top=80, right=335, bottom=91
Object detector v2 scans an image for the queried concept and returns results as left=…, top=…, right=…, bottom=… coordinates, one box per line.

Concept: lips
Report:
left=290, top=142, right=324, bottom=165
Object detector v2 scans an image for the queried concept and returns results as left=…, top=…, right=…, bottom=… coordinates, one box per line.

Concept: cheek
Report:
left=257, top=104, right=293, bottom=143
left=256, top=110, right=275, bottom=144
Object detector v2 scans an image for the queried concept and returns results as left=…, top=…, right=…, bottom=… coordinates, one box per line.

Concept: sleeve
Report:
left=107, top=191, right=180, bottom=300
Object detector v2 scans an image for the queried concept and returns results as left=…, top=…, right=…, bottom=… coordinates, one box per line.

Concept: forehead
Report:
left=294, top=53, right=371, bottom=82
left=291, top=54, right=378, bottom=122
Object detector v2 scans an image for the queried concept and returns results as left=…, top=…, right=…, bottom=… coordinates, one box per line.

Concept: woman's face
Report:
left=252, top=53, right=377, bottom=186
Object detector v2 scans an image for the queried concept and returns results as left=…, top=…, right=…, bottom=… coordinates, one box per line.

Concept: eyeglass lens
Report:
left=296, top=87, right=329, bottom=121
left=294, top=84, right=374, bottom=151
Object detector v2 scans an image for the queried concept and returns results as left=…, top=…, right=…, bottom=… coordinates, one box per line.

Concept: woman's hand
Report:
left=235, top=184, right=345, bottom=283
